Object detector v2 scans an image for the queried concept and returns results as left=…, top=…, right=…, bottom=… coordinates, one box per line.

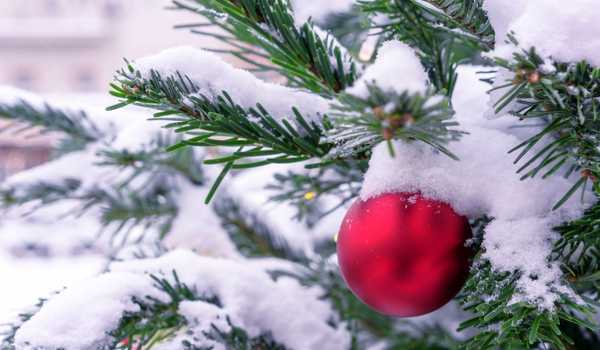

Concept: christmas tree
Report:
left=2, top=0, right=600, bottom=349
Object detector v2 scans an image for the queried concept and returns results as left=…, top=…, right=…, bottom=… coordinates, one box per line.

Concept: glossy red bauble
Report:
left=337, top=192, right=472, bottom=317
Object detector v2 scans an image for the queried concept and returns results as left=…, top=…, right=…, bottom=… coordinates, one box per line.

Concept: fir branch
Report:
left=0, top=178, right=178, bottom=240
left=267, top=161, right=365, bottom=225
left=212, top=193, right=308, bottom=263
left=555, top=201, right=600, bottom=299
left=360, top=0, right=489, bottom=95
left=97, top=134, right=205, bottom=186
left=459, top=218, right=598, bottom=349
left=270, top=259, right=397, bottom=348
left=0, top=178, right=81, bottom=211
left=458, top=261, right=596, bottom=350
left=0, top=100, right=102, bottom=148
left=330, top=84, right=463, bottom=160
left=110, top=66, right=462, bottom=200
left=171, top=0, right=360, bottom=94
left=112, top=271, right=287, bottom=350
left=110, top=68, right=331, bottom=170
left=94, top=185, right=178, bottom=240
left=560, top=320, right=600, bottom=350
left=410, top=0, right=494, bottom=49
left=491, top=45, right=600, bottom=209
left=112, top=271, right=220, bottom=350
left=271, top=259, right=460, bottom=350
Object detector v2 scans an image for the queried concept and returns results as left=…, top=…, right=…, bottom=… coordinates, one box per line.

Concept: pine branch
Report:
left=110, top=67, right=331, bottom=170
left=560, top=320, right=600, bottom=350
left=171, top=0, right=359, bottom=94
left=271, top=259, right=460, bottom=350
left=360, top=0, right=489, bottom=95
left=270, top=259, right=397, bottom=347
left=330, top=84, right=463, bottom=160
left=0, top=178, right=81, bottom=210
left=555, top=200, right=600, bottom=299
left=0, top=170, right=179, bottom=241
left=0, top=97, right=206, bottom=240
left=410, top=0, right=494, bottom=49
left=267, top=161, right=365, bottom=225
left=0, top=100, right=102, bottom=148
left=212, top=193, right=308, bottom=263
left=491, top=44, right=600, bottom=209
left=459, top=261, right=596, bottom=350
left=95, top=185, right=179, bottom=240
left=110, top=63, right=463, bottom=200
left=112, top=271, right=220, bottom=350
left=458, top=217, right=599, bottom=349
left=97, top=134, right=205, bottom=186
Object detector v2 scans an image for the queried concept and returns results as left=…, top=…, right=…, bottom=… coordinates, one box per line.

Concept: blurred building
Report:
left=0, top=0, right=220, bottom=93
left=0, top=0, right=224, bottom=180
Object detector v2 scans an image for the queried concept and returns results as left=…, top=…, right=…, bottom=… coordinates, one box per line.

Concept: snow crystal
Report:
left=290, top=0, right=354, bottom=26
left=135, top=46, right=330, bottom=122
left=360, top=66, right=594, bottom=308
left=483, top=218, right=572, bottom=309
left=346, top=40, right=427, bottom=98
left=484, top=0, right=600, bottom=66
left=14, top=272, right=164, bottom=350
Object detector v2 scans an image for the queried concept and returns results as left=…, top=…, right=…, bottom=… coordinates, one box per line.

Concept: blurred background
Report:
left=0, top=0, right=228, bottom=322
left=0, top=0, right=226, bottom=181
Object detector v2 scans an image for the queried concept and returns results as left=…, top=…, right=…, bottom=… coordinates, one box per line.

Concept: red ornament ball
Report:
left=337, top=192, right=473, bottom=317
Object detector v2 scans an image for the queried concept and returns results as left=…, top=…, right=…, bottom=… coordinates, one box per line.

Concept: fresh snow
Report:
left=14, top=272, right=166, bottom=350
left=484, top=0, right=600, bottom=66
left=163, top=181, right=240, bottom=258
left=346, top=40, right=428, bottom=98
left=113, top=250, right=350, bottom=350
left=14, top=250, right=351, bottom=350
left=0, top=252, right=106, bottom=329
left=1, top=88, right=352, bottom=349
left=5, top=1, right=600, bottom=345
left=134, top=46, right=330, bottom=123
left=360, top=65, right=594, bottom=308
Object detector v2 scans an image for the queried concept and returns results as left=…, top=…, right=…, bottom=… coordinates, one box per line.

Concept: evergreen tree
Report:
left=1, top=1, right=600, bottom=349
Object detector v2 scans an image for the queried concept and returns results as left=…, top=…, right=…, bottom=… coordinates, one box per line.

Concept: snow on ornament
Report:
left=336, top=192, right=473, bottom=317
